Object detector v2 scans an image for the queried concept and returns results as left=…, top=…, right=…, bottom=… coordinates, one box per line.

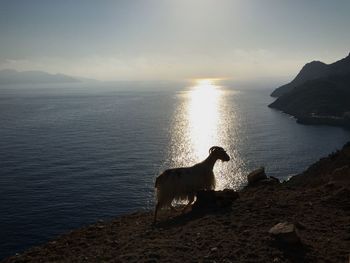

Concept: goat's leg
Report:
left=154, top=202, right=161, bottom=223
left=182, top=195, right=195, bottom=213
left=170, top=204, right=180, bottom=212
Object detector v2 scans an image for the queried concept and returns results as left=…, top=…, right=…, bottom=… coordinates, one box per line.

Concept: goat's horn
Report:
left=209, top=146, right=221, bottom=153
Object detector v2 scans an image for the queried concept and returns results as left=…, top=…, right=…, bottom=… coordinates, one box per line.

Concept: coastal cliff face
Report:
left=269, top=53, right=350, bottom=128
left=269, top=73, right=350, bottom=128
left=2, top=143, right=350, bottom=263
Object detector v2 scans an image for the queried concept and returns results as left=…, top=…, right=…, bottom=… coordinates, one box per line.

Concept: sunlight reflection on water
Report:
left=167, top=80, right=246, bottom=190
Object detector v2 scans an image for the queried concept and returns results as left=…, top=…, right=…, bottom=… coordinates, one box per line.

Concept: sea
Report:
left=1, top=82, right=349, bottom=259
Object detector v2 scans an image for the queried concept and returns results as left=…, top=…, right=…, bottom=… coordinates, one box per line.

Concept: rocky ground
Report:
left=3, top=143, right=350, bottom=263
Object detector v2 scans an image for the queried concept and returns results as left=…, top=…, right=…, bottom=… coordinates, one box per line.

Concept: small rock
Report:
left=269, top=222, right=301, bottom=244
left=247, top=167, right=267, bottom=186
left=269, top=176, right=280, bottom=183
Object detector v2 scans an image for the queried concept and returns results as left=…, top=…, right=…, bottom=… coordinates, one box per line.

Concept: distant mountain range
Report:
left=269, top=53, right=350, bottom=128
left=0, top=69, right=81, bottom=84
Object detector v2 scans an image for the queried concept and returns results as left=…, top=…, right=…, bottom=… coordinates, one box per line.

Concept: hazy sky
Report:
left=1, top=0, right=349, bottom=82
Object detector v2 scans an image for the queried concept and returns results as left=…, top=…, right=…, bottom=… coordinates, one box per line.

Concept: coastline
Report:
left=2, top=143, right=350, bottom=263
left=268, top=104, right=350, bottom=129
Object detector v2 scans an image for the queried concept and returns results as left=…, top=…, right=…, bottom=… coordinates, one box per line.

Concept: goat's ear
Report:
left=209, top=146, right=218, bottom=153
left=209, top=146, right=225, bottom=154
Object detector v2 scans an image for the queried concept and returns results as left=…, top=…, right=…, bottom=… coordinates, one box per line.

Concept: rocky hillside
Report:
left=269, top=53, right=350, bottom=128
left=271, top=53, right=350, bottom=97
left=269, top=73, right=350, bottom=128
left=2, top=143, right=350, bottom=263
left=287, top=141, right=350, bottom=188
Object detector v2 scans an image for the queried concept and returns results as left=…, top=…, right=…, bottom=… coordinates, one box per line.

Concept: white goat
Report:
left=154, top=146, right=230, bottom=222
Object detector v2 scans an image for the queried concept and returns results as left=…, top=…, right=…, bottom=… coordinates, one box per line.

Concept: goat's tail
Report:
left=155, top=170, right=169, bottom=188
left=155, top=176, right=160, bottom=188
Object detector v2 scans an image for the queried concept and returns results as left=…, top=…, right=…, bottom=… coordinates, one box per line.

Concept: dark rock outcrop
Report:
left=192, top=189, right=239, bottom=212
left=247, top=167, right=267, bottom=185
left=246, top=167, right=280, bottom=187
left=269, top=222, right=301, bottom=245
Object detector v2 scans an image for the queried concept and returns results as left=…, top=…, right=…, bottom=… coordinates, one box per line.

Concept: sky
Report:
left=0, top=0, right=349, bottom=82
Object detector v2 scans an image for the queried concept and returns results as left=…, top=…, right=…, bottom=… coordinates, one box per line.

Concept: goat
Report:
left=154, top=146, right=230, bottom=222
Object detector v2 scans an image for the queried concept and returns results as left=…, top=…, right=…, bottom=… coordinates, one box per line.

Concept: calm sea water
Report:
left=0, top=83, right=349, bottom=259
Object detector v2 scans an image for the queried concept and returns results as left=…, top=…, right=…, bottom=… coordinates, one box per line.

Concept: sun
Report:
left=196, top=79, right=214, bottom=86
left=194, top=78, right=220, bottom=88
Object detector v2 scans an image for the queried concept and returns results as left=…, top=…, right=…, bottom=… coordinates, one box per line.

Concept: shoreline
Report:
left=268, top=104, right=350, bottom=129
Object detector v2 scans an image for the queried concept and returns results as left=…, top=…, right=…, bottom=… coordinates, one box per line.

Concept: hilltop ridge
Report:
left=271, top=53, right=350, bottom=97
left=0, top=69, right=80, bottom=84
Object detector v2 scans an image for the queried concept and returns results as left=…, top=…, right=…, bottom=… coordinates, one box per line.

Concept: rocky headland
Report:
left=269, top=53, right=350, bottom=128
left=2, top=143, right=350, bottom=263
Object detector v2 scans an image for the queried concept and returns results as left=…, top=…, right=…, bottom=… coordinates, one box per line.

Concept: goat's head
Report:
left=209, top=146, right=230, bottom=162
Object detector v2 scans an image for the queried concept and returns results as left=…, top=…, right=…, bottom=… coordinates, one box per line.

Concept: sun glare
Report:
left=188, top=79, right=221, bottom=160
